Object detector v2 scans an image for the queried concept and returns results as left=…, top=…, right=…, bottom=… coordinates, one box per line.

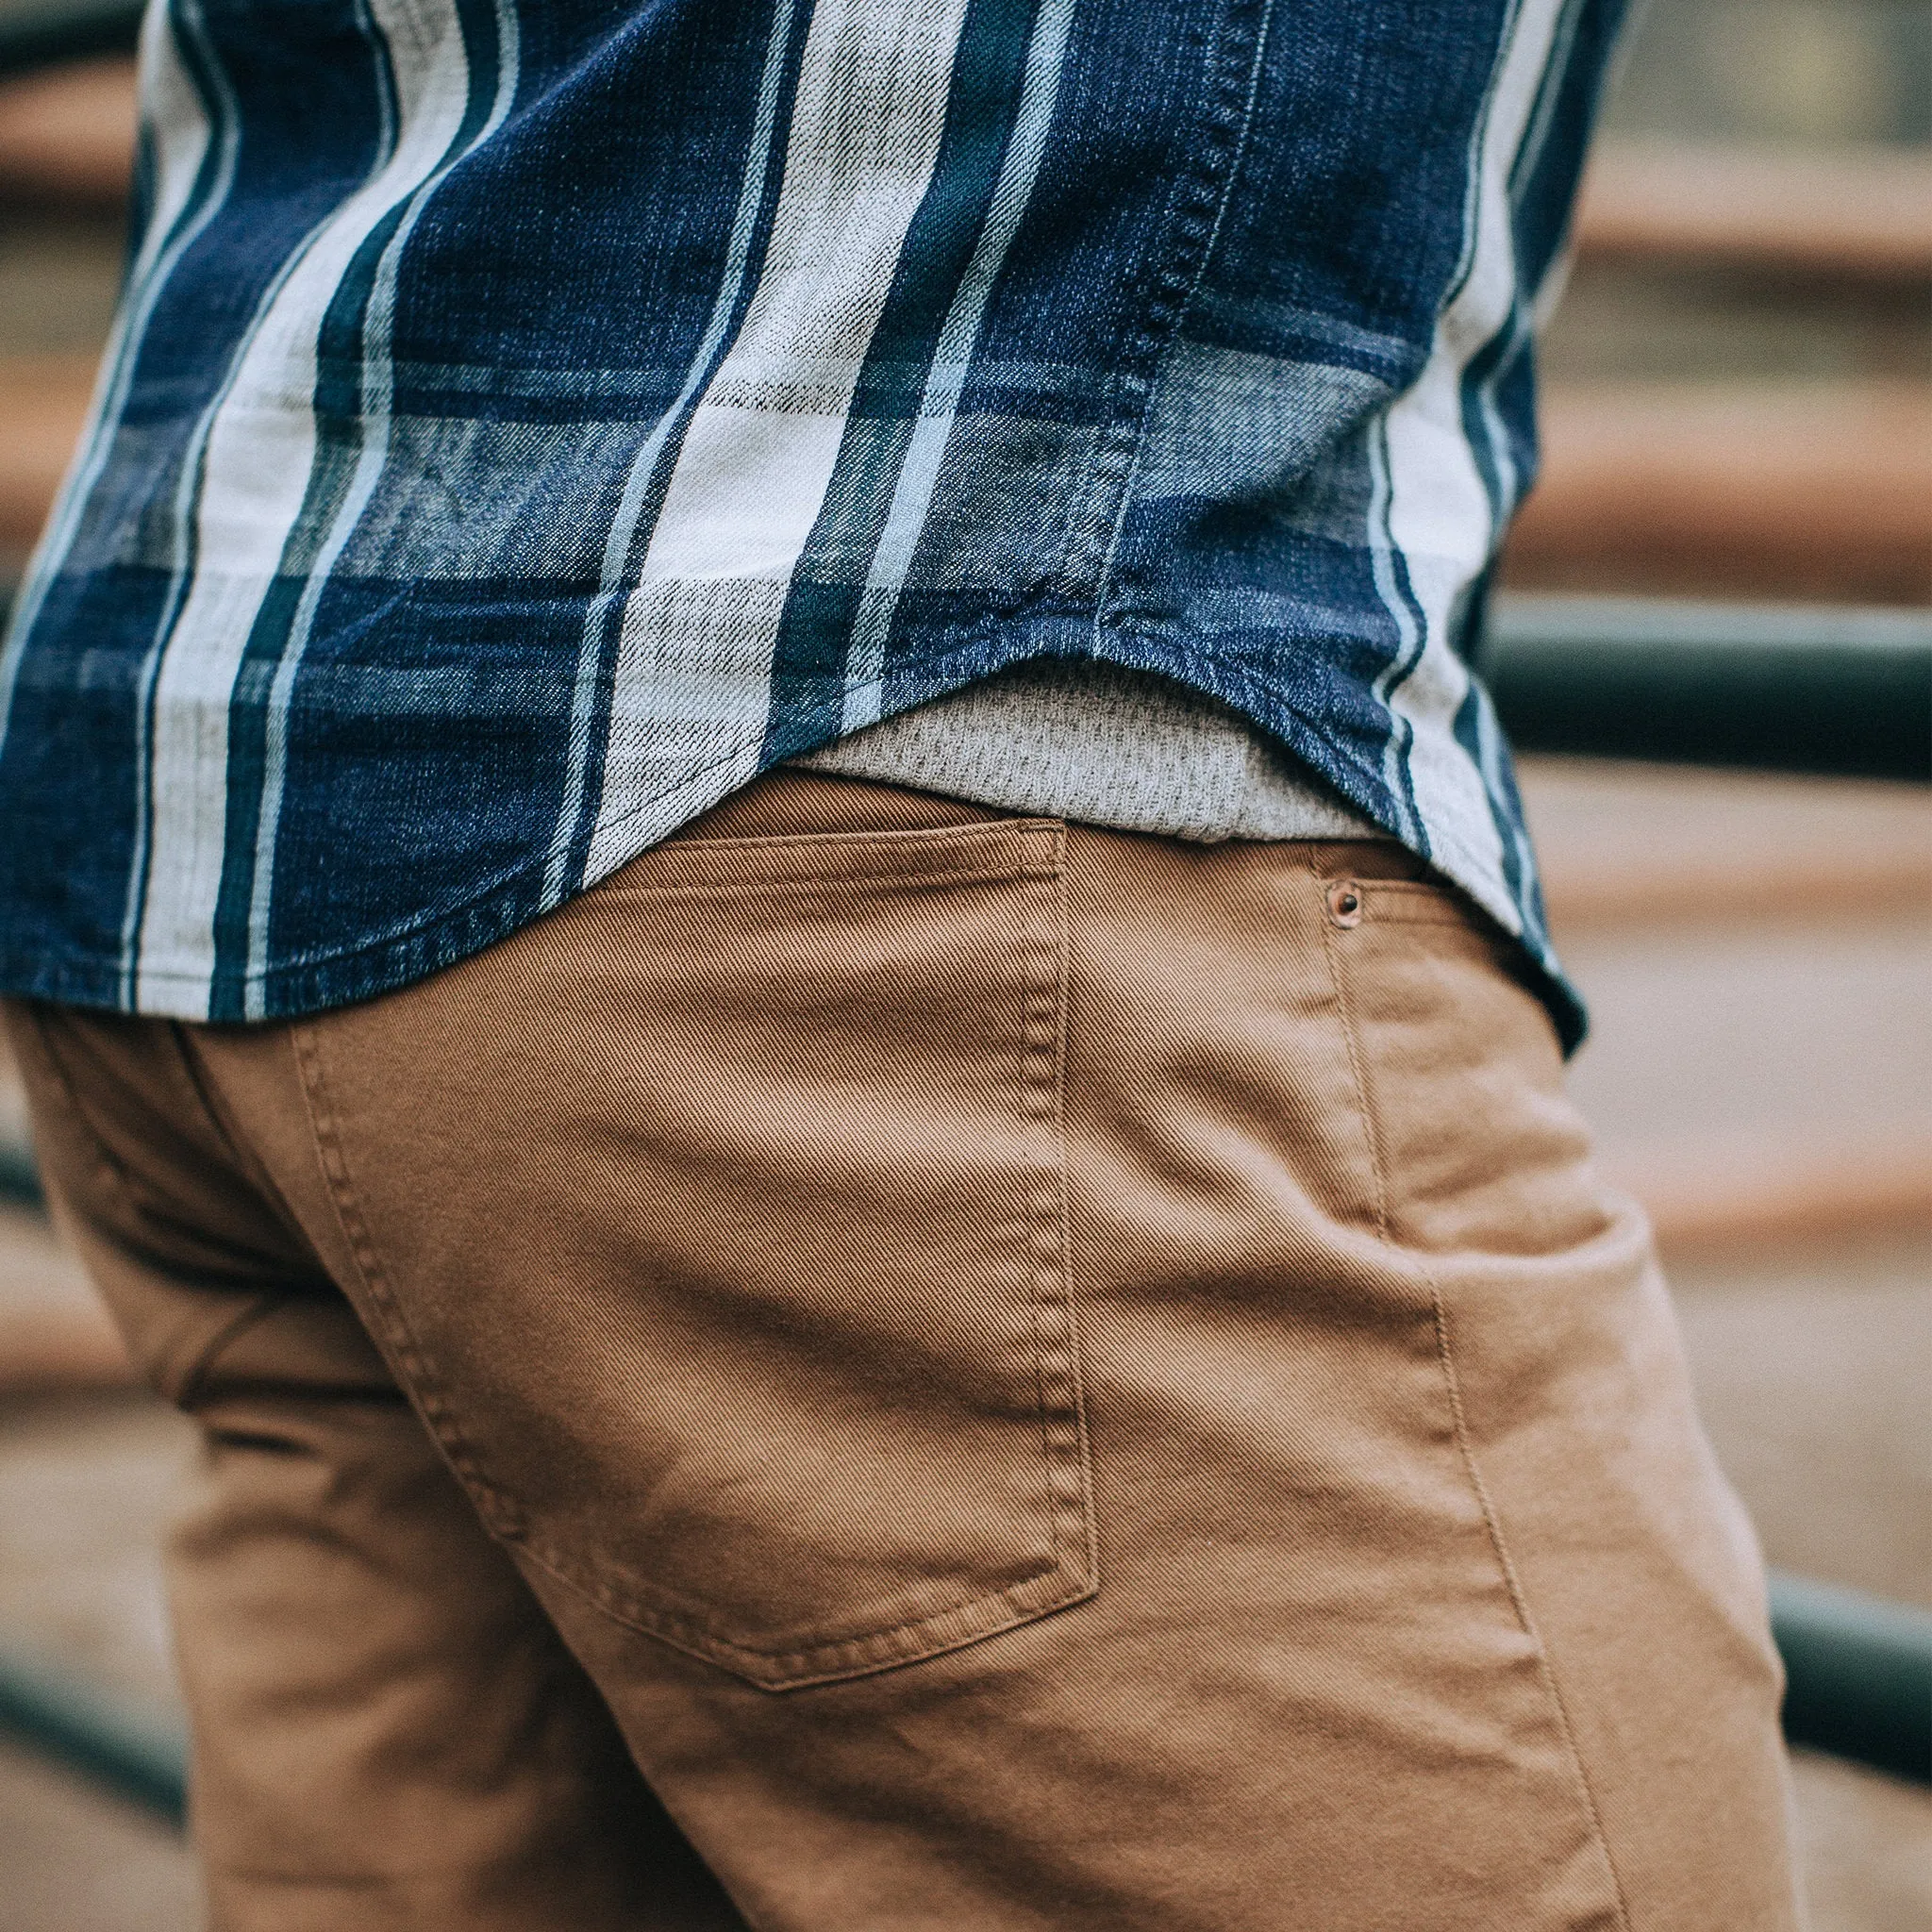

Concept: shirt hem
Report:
left=0, top=618, right=1587, bottom=1053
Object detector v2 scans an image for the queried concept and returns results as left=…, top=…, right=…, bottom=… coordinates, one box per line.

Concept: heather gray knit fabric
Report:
left=798, top=660, right=1382, bottom=842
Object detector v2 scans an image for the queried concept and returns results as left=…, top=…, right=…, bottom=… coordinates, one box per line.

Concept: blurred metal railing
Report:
left=0, top=0, right=140, bottom=77
left=0, top=1133, right=39, bottom=1207
left=1772, top=1574, right=1932, bottom=1788
left=1481, top=596, right=1932, bottom=782
left=0, top=1641, right=187, bottom=1824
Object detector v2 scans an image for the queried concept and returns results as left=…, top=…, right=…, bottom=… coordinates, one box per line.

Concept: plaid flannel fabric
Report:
left=0, top=0, right=1621, bottom=1040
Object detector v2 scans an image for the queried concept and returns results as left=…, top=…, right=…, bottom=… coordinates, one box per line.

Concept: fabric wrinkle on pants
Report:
left=5, top=769, right=1800, bottom=1931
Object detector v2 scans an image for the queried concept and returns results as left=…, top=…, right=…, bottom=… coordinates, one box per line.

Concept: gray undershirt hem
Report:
left=794, top=658, right=1383, bottom=843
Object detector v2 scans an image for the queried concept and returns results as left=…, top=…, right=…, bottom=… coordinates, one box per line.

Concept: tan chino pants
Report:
left=8, top=771, right=1798, bottom=1930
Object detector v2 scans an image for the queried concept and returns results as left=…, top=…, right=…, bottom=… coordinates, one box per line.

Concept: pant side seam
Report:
left=1030, top=824, right=1099, bottom=1591
left=1318, top=915, right=1636, bottom=1932
left=1427, top=1289, right=1636, bottom=1932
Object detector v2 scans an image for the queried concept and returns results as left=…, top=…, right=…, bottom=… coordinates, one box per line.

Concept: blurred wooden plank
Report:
left=0, top=56, right=131, bottom=207
left=1507, top=382, right=1932, bottom=606
left=1575, top=141, right=1932, bottom=284
left=0, top=1307, right=131, bottom=1395
left=1524, top=756, right=1932, bottom=934
left=0, top=1209, right=130, bottom=1396
left=1613, top=1135, right=1932, bottom=1259
left=0, top=351, right=95, bottom=560
left=1543, top=845, right=1931, bottom=935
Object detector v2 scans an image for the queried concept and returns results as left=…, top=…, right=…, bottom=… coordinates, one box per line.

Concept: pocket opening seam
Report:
left=591, top=858, right=1060, bottom=903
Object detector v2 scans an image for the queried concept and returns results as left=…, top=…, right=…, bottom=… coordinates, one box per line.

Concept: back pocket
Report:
left=296, top=816, right=1097, bottom=1690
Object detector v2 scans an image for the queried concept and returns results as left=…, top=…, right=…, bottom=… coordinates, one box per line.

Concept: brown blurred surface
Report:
left=1530, top=759, right=1932, bottom=934
left=0, top=57, right=134, bottom=208
left=1575, top=140, right=1932, bottom=281
left=1787, top=1748, right=1932, bottom=1932
left=1672, top=1236, right=1929, bottom=1609
left=0, top=1204, right=130, bottom=1391
left=0, top=1392, right=200, bottom=1932
left=0, top=348, right=98, bottom=563
left=1526, top=758, right=1932, bottom=1259
left=0, top=1735, right=200, bottom=1932
left=1504, top=380, right=1932, bottom=605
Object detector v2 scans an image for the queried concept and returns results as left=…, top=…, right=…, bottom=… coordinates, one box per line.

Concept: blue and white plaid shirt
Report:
left=0, top=0, right=1620, bottom=1041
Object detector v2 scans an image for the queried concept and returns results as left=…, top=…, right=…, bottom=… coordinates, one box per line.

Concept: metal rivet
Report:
left=1326, top=881, right=1364, bottom=927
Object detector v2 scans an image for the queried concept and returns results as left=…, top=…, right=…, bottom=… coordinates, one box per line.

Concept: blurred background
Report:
left=0, top=1, right=1926, bottom=1925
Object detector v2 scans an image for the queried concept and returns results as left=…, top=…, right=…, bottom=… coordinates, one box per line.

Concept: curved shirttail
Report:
left=0, top=0, right=1622, bottom=1051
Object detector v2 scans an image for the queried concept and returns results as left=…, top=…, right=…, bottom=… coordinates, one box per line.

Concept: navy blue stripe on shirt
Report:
left=0, top=0, right=1623, bottom=1051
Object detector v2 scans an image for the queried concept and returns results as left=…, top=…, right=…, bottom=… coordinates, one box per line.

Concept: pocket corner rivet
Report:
left=1326, top=881, right=1364, bottom=927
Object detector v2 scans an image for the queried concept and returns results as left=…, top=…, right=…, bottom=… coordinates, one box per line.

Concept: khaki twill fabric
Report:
left=7, top=772, right=1798, bottom=1931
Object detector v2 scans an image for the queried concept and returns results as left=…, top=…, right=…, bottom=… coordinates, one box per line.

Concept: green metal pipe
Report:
left=1481, top=594, right=1932, bottom=781
left=0, top=1135, right=42, bottom=1209
left=0, top=1642, right=187, bottom=1824
left=1770, top=1572, right=1932, bottom=1785
left=0, top=0, right=142, bottom=76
